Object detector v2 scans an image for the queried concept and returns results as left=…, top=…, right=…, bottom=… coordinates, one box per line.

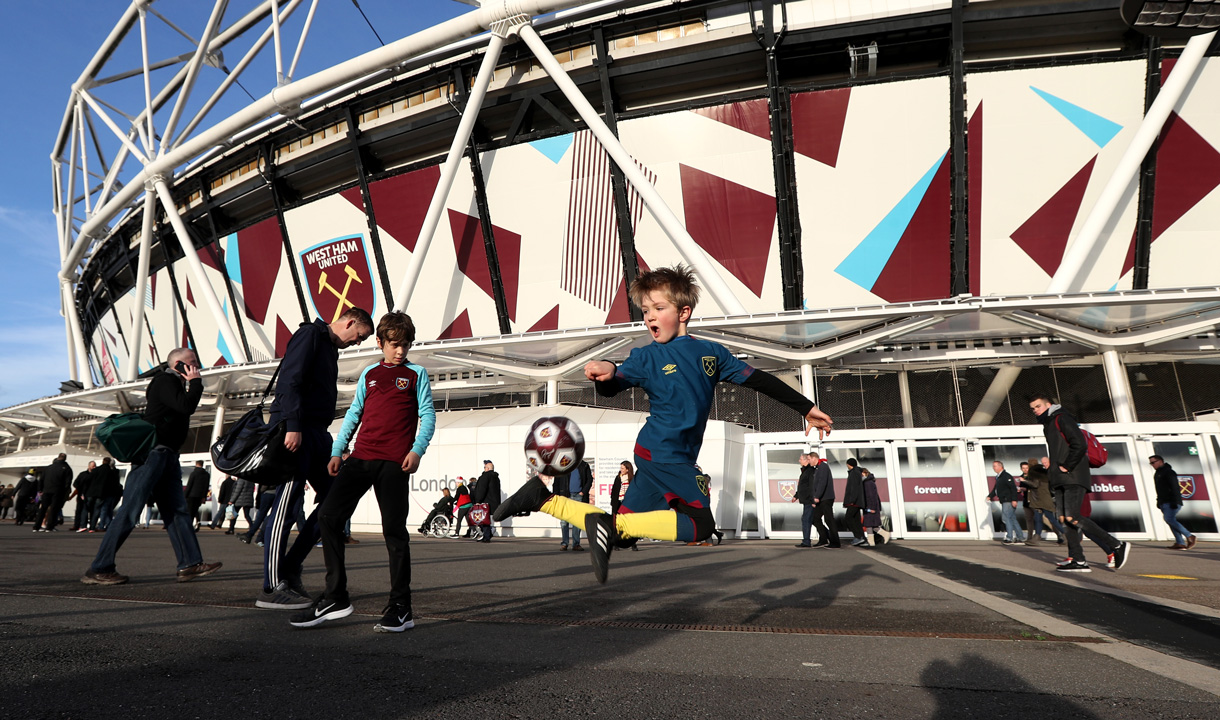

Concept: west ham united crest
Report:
left=778, top=480, right=797, bottom=501
left=702, top=356, right=716, bottom=377
left=396, top=377, right=409, bottom=390
left=299, top=235, right=377, bottom=322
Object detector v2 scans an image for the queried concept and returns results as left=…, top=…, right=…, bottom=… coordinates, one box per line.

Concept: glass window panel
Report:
left=765, top=448, right=803, bottom=532
left=1090, top=442, right=1145, bottom=533
left=898, top=444, right=970, bottom=533
left=981, top=443, right=1047, bottom=536
left=821, top=446, right=891, bottom=531
left=742, top=447, right=758, bottom=533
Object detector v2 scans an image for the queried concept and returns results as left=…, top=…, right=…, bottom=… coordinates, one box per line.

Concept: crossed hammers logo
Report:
left=318, top=264, right=363, bottom=322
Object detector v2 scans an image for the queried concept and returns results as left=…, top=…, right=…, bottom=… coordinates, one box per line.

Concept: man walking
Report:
left=794, top=453, right=816, bottom=548
left=989, top=461, right=1023, bottom=544
left=185, top=460, right=210, bottom=530
left=33, top=454, right=72, bottom=532
left=809, top=451, right=839, bottom=548
left=1030, top=394, right=1130, bottom=573
left=1150, top=455, right=1197, bottom=550
left=842, top=458, right=867, bottom=547
left=472, top=460, right=501, bottom=543
left=257, top=307, right=373, bottom=610
left=82, top=348, right=222, bottom=584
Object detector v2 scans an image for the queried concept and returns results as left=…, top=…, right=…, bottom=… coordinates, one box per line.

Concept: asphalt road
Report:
left=2, top=523, right=1218, bottom=718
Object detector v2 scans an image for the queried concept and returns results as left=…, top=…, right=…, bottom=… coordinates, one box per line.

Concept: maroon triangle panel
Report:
left=1121, top=228, right=1139, bottom=278
left=789, top=88, right=851, bottom=168
left=275, top=316, right=294, bottom=358
left=871, top=154, right=952, bottom=304
left=365, top=166, right=441, bottom=253
left=214, top=355, right=229, bottom=367
left=527, top=305, right=561, bottom=333
left=185, top=279, right=195, bottom=307
left=236, top=217, right=284, bottom=325
left=691, top=99, right=771, bottom=142
left=968, top=103, right=983, bottom=295
left=438, top=309, right=472, bottom=340
left=604, top=253, right=651, bottom=325
left=678, top=164, right=775, bottom=298
left=338, top=187, right=364, bottom=210
left=446, top=209, right=522, bottom=322
left=199, top=242, right=224, bottom=273
left=1009, top=157, right=1097, bottom=277
left=149, top=273, right=158, bottom=309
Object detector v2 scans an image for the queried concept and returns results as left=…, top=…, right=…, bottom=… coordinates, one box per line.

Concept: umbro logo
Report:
left=662, top=363, right=677, bottom=375
left=368, top=380, right=377, bottom=387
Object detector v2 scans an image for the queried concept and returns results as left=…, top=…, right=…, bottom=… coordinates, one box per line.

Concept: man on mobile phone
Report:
left=82, top=348, right=223, bottom=585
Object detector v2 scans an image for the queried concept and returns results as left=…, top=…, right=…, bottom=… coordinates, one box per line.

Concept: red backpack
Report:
left=1055, top=416, right=1108, bottom=469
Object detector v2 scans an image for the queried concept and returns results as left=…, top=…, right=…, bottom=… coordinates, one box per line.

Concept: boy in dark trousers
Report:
left=291, top=312, right=435, bottom=632
left=495, top=265, right=833, bottom=583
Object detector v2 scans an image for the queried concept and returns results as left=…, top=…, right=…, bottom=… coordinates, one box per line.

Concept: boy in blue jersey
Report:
left=290, top=312, right=435, bottom=631
left=495, top=265, right=833, bottom=583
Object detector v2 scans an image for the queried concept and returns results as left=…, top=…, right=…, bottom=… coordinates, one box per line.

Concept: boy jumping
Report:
left=291, top=311, right=435, bottom=631
left=495, top=265, right=832, bottom=583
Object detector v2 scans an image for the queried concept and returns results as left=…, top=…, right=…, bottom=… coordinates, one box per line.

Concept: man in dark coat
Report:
left=794, top=453, right=816, bottom=548
left=1031, top=393, right=1129, bottom=573
left=184, top=460, right=210, bottom=530
left=209, top=475, right=235, bottom=529
left=14, top=470, right=38, bottom=524
left=97, top=458, right=123, bottom=531
left=472, top=460, right=502, bottom=543
left=83, top=348, right=222, bottom=584
left=1151, top=455, right=1196, bottom=550
left=553, top=462, right=592, bottom=550
left=988, top=461, right=1022, bottom=544
left=842, top=458, right=866, bottom=546
left=33, top=454, right=73, bottom=532
left=85, top=460, right=108, bottom=531
left=69, top=461, right=96, bottom=531
left=809, top=451, right=839, bottom=548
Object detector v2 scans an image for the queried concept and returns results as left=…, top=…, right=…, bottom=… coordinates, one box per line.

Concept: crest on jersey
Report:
left=299, top=235, right=376, bottom=323
left=696, top=473, right=710, bottom=496
left=396, top=377, right=409, bottom=390
left=702, top=356, right=716, bottom=377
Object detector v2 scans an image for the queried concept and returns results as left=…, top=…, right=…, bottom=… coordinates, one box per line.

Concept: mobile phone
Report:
left=175, top=361, right=189, bottom=374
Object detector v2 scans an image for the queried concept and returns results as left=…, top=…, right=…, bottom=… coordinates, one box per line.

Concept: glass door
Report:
left=1138, top=436, right=1220, bottom=539
left=977, top=440, right=1053, bottom=540
left=892, top=441, right=977, bottom=537
left=759, top=444, right=891, bottom=539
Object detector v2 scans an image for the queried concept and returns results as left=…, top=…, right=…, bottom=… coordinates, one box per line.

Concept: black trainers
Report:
left=289, top=596, right=353, bottom=628
left=493, top=476, right=553, bottom=522
left=256, top=582, right=313, bottom=610
left=1055, top=560, right=1091, bottom=573
left=586, top=512, right=617, bottom=584
left=282, top=571, right=309, bottom=600
left=81, top=568, right=129, bottom=585
left=1111, top=541, right=1132, bottom=570
left=176, top=562, right=222, bottom=582
left=373, top=604, right=414, bottom=633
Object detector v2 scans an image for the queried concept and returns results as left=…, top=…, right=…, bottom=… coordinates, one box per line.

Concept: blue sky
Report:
left=0, top=1, right=470, bottom=407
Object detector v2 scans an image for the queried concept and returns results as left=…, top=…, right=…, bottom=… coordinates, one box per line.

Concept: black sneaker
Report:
left=586, top=512, right=617, bottom=584
left=492, top=476, right=553, bottom=522
left=282, top=571, right=309, bottom=600
left=290, top=596, right=353, bottom=628
left=1055, top=560, right=1091, bottom=573
left=373, top=604, right=414, bottom=633
left=1111, top=541, right=1132, bottom=570
left=256, top=582, right=313, bottom=610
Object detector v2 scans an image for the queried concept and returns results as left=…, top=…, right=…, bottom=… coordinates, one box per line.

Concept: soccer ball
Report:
left=524, top=416, right=585, bottom=476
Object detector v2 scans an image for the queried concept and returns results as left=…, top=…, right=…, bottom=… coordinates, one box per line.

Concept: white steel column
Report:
left=153, top=179, right=248, bottom=362
left=394, top=32, right=506, bottom=312
left=125, top=191, right=157, bottom=381
left=1102, top=349, right=1137, bottom=423
left=1048, top=31, right=1216, bottom=293
left=61, top=279, right=94, bottom=389
left=211, top=402, right=227, bottom=445
left=898, top=369, right=913, bottom=428
left=516, top=23, right=748, bottom=317
left=800, top=363, right=814, bottom=400
left=546, top=378, right=558, bottom=407
left=967, top=365, right=1021, bottom=426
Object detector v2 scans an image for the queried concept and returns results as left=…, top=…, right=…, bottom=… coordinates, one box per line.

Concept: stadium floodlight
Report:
left=1120, top=0, right=1220, bottom=37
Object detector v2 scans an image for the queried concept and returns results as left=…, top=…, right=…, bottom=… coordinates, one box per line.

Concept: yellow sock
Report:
left=540, top=494, right=603, bottom=530
left=616, top=510, right=679, bottom=542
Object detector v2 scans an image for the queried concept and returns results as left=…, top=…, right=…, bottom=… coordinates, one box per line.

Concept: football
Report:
left=524, top=416, right=586, bottom=476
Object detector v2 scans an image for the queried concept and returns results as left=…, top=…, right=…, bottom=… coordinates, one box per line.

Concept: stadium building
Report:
left=3, top=0, right=1220, bottom=542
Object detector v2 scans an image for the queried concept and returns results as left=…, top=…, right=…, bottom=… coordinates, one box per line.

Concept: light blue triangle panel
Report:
left=1030, top=87, right=1123, bottom=148
left=223, top=232, right=242, bottom=285
left=836, top=152, right=947, bottom=291
left=216, top=298, right=234, bottom=364
left=529, top=134, right=575, bottom=164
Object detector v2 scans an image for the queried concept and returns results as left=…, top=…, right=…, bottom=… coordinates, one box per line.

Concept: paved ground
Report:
left=2, top=522, right=1219, bottom=718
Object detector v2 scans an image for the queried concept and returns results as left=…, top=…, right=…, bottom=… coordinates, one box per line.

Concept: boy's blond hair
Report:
left=628, top=264, right=701, bottom=312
